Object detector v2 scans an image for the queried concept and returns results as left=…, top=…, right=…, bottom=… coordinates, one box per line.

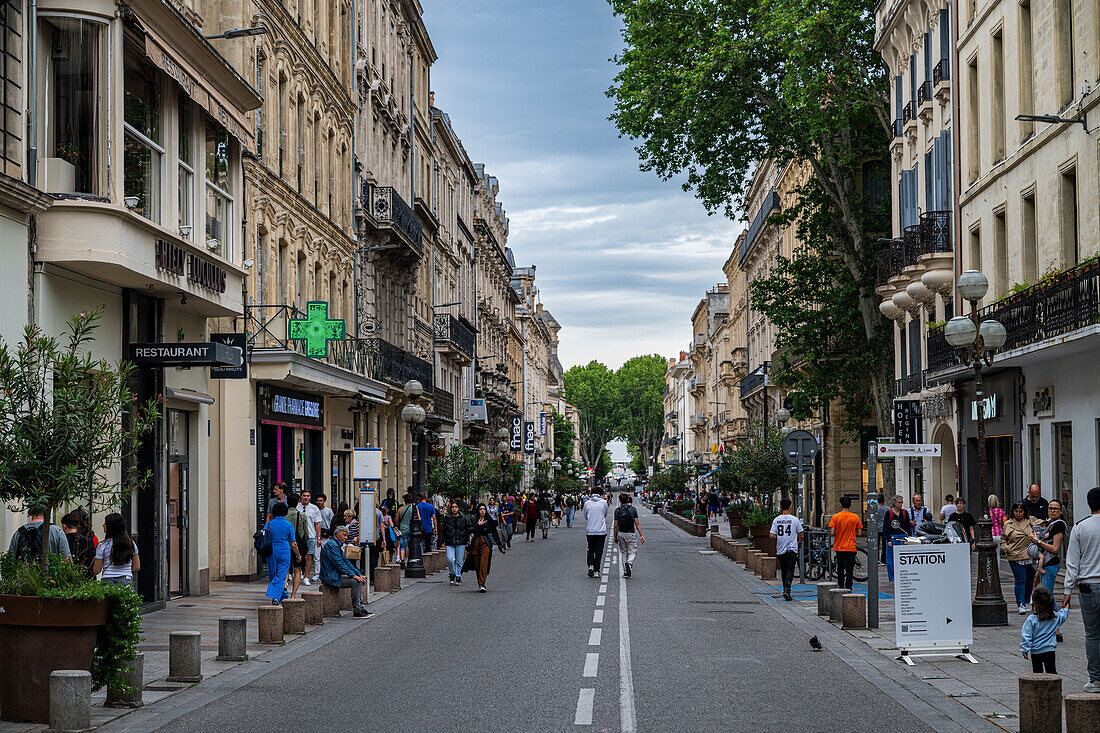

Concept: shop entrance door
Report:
left=331, top=451, right=350, bottom=507
left=167, top=410, right=189, bottom=598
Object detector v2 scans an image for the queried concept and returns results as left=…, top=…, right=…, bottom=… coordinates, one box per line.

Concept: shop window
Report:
left=1029, top=424, right=1040, bottom=488
left=0, top=0, right=22, bottom=178
left=42, top=16, right=104, bottom=195
left=205, top=122, right=232, bottom=259
left=123, top=53, right=163, bottom=222
left=178, top=96, right=193, bottom=240
left=1055, top=423, right=1073, bottom=524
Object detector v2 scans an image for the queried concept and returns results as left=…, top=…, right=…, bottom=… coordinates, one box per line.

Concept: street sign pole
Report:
left=867, top=441, right=879, bottom=628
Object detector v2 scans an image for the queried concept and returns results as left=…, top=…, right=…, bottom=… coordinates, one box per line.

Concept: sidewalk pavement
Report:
left=707, top=519, right=1089, bottom=733
left=0, top=572, right=427, bottom=733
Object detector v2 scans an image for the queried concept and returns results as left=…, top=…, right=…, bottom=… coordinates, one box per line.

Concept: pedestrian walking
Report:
left=295, top=490, right=322, bottom=585
left=707, top=489, right=719, bottom=521
left=1063, top=486, right=1100, bottom=691
left=463, top=503, right=505, bottom=592
left=262, top=503, right=300, bottom=604
left=441, top=501, right=471, bottom=585
left=613, top=493, right=644, bottom=577
left=884, top=495, right=912, bottom=582
left=380, top=488, right=398, bottom=517
left=874, top=492, right=888, bottom=563
left=565, top=494, right=577, bottom=527
left=416, top=492, right=438, bottom=553
left=908, top=493, right=933, bottom=527
left=1023, top=484, right=1050, bottom=521
left=61, top=510, right=96, bottom=577
left=769, top=498, right=804, bottom=601
left=92, top=513, right=140, bottom=588
left=286, top=495, right=309, bottom=598
left=316, top=492, right=334, bottom=535
left=344, top=509, right=359, bottom=543
left=1003, top=501, right=1039, bottom=614
left=320, top=525, right=372, bottom=618
left=553, top=493, right=563, bottom=527
left=988, top=494, right=1006, bottom=554
left=380, top=506, right=397, bottom=564
left=829, top=496, right=863, bottom=590
left=583, top=490, right=609, bottom=577
left=523, top=493, right=539, bottom=542
left=937, top=494, right=956, bottom=523
left=395, top=494, right=416, bottom=566
left=1032, top=500, right=1067, bottom=595
left=266, top=481, right=288, bottom=522
left=537, top=492, right=552, bottom=539
left=1022, top=587, right=1070, bottom=674
left=951, top=497, right=978, bottom=548
left=499, top=495, right=515, bottom=548
left=8, top=509, right=71, bottom=561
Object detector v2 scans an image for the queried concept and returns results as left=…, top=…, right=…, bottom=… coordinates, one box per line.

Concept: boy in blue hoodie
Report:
left=1021, top=587, right=1070, bottom=673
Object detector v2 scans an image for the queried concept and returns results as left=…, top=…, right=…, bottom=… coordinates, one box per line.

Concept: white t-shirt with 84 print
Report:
left=770, top=514, right=804, bottom=555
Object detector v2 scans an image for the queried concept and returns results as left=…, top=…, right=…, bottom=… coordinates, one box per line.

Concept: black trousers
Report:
left=586, top=534, right=606, bottom=569
left=778, top=550, right=799, bottom=592
left=836, top=550, right=856, bottom=590
left=1031, top=650, right=1057, bottom=674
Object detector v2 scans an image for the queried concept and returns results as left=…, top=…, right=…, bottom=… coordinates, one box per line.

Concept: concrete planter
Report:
left=0, top=595, right=109, bottom=723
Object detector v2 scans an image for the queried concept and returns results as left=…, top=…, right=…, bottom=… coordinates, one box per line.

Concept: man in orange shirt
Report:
left=829, top=496, right=864, bottom=590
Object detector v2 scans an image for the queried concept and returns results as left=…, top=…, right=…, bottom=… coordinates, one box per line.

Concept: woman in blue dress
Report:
left=265, top=502, right=301, bottom=604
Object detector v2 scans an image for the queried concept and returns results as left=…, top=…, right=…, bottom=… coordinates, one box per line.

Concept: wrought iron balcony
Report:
left=907, top=371, right=924, bottom=394
left=691, top=412, right=706, bottom=427
left=362, top=183, right=423, bottom=257
left=429, top=387, right=455, bottom=422
left=917, top=80, right=933, bottom=106
left=903, top=101, right=916, bottom=123
left=919, top=210, right=952, bottom=255
left=876, top=248, right=894, bottom=287
left=932, top=59, right=950, bottom=86
left=376, top=337, right=433, bottom=389
left=738, top=189, right=781, bottom=264
left=739, top=369, right=766, bottom=399
left=902, top=225, right=921, bottom=266
left=926, top=323, right=962, bottom=374
left=893, top=118, right=904, bottom=138
left=894, top=377, right=907, bottom=397
left=433, top=313, right=475, bottom=362
left=244, top=304, right=381, bottom=380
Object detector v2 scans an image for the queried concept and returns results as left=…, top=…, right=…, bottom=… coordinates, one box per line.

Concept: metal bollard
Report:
left=49, top=670, right=91, bottom=732
left=215, top=617, right=248, bottom=662
left=105, top=651, right=144, bottom=708
left=1018, top=673, right=1061, bottom=733
left=166, top=631, right=203, bottom=683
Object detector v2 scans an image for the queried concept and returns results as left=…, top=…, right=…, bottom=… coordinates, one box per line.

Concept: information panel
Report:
left=353, top=447, right=383, bottom=481
left=894, top=543, right=972, bottom=650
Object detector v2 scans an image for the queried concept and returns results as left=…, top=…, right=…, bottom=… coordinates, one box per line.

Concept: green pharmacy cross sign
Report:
left=287, top=301, right=346, bottom=357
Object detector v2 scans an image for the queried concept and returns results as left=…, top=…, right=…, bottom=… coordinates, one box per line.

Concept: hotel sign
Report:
left=155, top=239, right=227, bottom=293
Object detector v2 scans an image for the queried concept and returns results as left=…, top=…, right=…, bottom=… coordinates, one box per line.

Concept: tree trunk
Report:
left=40, top=508, right=52, bottom=569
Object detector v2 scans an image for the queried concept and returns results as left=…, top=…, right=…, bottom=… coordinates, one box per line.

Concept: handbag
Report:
left=254, top=528, right=273, bottom=558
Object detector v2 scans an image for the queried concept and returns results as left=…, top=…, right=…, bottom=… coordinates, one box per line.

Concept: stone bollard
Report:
left=321, top=584, right=341, bottom=618
left=105, top=651, right=144, bottom=708
left=732, top=544, right=747, bottom=564
left=816, top=582, right=838, bottom=616
left=374, top=565, right=401, bottom=592
left=1064, top=693, right=1100, bottom=731
left=759, top=556, right=777, bottom=580
left=841, top=594, right=867, bottom=629
left=753, top=552, right=767, bottom=577
left=710, top=533, right=722, bottom=551
left=49, top=670, right=90, bottom=732
left=302, top=591, right=324, bottom=625
left=710, top=524, right=719, bottom=534
left=339, top=585, right=353, bottom=611
left=1019, top=674, right=1061, bottom=733
left=258, top=605, right=284, bottom=643
left=166, top=631, right=203, bottom=683
left=745, top=551, right=759, bottom=574
left=828, top=588, right=847, bottom=623
left=215, top=617, right=248, bottom=662
left=282, top=597, right=306, bottom=635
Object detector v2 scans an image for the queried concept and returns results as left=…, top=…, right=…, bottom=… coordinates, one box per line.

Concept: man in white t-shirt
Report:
left=298, top=490, right=323, bottom=584
left=583, top=491, right=609, bottom=577
left=938, top=494, right=957, bottom=523
left=769, top=498, right=804, bottom=601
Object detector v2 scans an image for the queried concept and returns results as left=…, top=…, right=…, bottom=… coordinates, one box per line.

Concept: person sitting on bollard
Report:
left=320, top=525, right=373, bottom=619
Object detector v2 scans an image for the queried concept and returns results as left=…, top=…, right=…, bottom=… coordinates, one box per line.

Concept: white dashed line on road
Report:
left=596, top=595, right=605, bottom=606
left=599, top=584, right=608, bottom=593
left=589, top=628, right=602, bottom=645
left=583, top=652, right=599, bottom=677
left=593, top=609, right=604, bottom=623
left=574, top=688, right=595, bottom=725
left=619, top=561, right=638, bottom=732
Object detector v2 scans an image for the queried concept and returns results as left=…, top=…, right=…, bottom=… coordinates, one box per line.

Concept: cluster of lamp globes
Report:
left=400, top=379, right=427, bottom=425
left=942, top=271, right=1008, bottom=353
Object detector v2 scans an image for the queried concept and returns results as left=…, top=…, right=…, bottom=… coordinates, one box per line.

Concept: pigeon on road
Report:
left=809, top=635, right=823, bottom=651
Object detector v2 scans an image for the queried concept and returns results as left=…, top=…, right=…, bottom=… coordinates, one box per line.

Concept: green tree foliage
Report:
left=0, top=309, right=158, bottom=567
left=596, top=448, right=613, bottom=482
left=608, top=0, right=895, bottom=443
left=563, top=361, right=619, bottom=470
left=733, top=425, right=795, bottom=506
left=479, top=455, right=524, bottom=497
left=616, top=355, right=667, bottom=475
left=427, top=445, right=482, bottom=500
left=627, top=443, right=646, bottom=475
left=551, top=409, right=576, bottom=462
left=650, top=464, right=691, bottom=495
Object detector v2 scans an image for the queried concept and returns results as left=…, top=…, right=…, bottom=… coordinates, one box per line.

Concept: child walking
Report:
left=1020, top=587, right=1070, bottom=673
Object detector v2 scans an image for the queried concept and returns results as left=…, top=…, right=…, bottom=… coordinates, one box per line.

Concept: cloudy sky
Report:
left=424, top=1, right=743, bottom=373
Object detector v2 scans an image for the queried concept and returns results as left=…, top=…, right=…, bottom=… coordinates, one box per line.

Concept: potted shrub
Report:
left=745, top=506, right=779, bottom=556
left=0, top=310, right=156, bottom=723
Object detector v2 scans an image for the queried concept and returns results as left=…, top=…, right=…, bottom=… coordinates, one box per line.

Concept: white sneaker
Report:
left=1084, top=681, right=1100, bottom=693
left=303, top=577, right=311, bottom=586
left=1017, top=604, right=1027, bottom=615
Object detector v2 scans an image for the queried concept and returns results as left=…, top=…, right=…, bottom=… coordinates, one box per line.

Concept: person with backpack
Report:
left=92, top=513, right=140, bottom=587
left=260, top=502, right=300, bottom=604
left=8, top=510, right=71, bottom=561
left=396, top=494, right=418, bottom=568
left=565, top=494, right=577, bottom=528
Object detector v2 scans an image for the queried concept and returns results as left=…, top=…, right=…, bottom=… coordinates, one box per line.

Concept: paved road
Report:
left=118, top=503, right=939, bottom=732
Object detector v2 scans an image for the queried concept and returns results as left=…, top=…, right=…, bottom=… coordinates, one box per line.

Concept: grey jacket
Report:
left=1064, top=513, right=1100, bottom=590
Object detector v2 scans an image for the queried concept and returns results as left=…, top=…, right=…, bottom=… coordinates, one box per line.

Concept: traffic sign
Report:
left=876, top=443, right=941, bottom=458
left=782, top=429, right=819, bottom=466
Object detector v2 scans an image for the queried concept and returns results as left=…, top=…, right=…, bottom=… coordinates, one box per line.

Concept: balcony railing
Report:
left=363, top=183, right=422, bottom=255
left=430, top=387, right=455, bottom=421
left=739, top=369, right=766, bottom=398
left=903, top=224, right=921, bottom=264
left=908, top=371, right=924, bottom=394
left=738, top=189, right=781, bottom=264
left=876, top=248, right=894, bottom=287
left=927, top=261, right=1100, bottom=374
left=893, top=118, right=903, bottom=138
left=377, top=337, right=433, bottom=389
left=244, top=304, right=381, bottom=379
left=433, top=313, right=475, bottom=359
left=933, top=59, right=950, bottom=85
left=919, top=210, right=952, bottom=255
left=917, top=80, right=933, bottom=106
left=903, top=101, right=916, bottom=123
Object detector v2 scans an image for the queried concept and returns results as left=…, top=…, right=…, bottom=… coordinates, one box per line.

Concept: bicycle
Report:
left=805, top=530, right=868, bottom=583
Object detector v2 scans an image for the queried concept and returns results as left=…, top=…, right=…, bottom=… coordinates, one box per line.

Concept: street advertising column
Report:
left=894, top=544, right=973, bottom=658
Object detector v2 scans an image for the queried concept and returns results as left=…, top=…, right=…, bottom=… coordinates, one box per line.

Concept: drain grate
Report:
left=689, top=600, right=760, bottom=605
left=704, top=609, right=755, bottom=614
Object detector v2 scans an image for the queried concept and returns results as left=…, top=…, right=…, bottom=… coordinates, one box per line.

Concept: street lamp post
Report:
left=402, top=380, right=427, bottom=579
left=944, top=270, right=1008, bottom=627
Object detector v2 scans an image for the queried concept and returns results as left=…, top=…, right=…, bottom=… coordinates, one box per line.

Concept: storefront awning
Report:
left=139, top=23, right=256, bottom=150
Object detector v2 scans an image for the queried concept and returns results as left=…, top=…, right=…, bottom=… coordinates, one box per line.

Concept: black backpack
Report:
left=15, top=524, right=44, bottom=562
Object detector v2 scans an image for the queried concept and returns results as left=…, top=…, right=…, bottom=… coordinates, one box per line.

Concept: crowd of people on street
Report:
left=9, top=507, right=141, bottom=588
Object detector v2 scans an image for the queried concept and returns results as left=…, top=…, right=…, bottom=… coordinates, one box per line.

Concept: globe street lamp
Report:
left=944, top=270, right=1008, bottom=626
left=402, top=381, right=427, bottom=579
